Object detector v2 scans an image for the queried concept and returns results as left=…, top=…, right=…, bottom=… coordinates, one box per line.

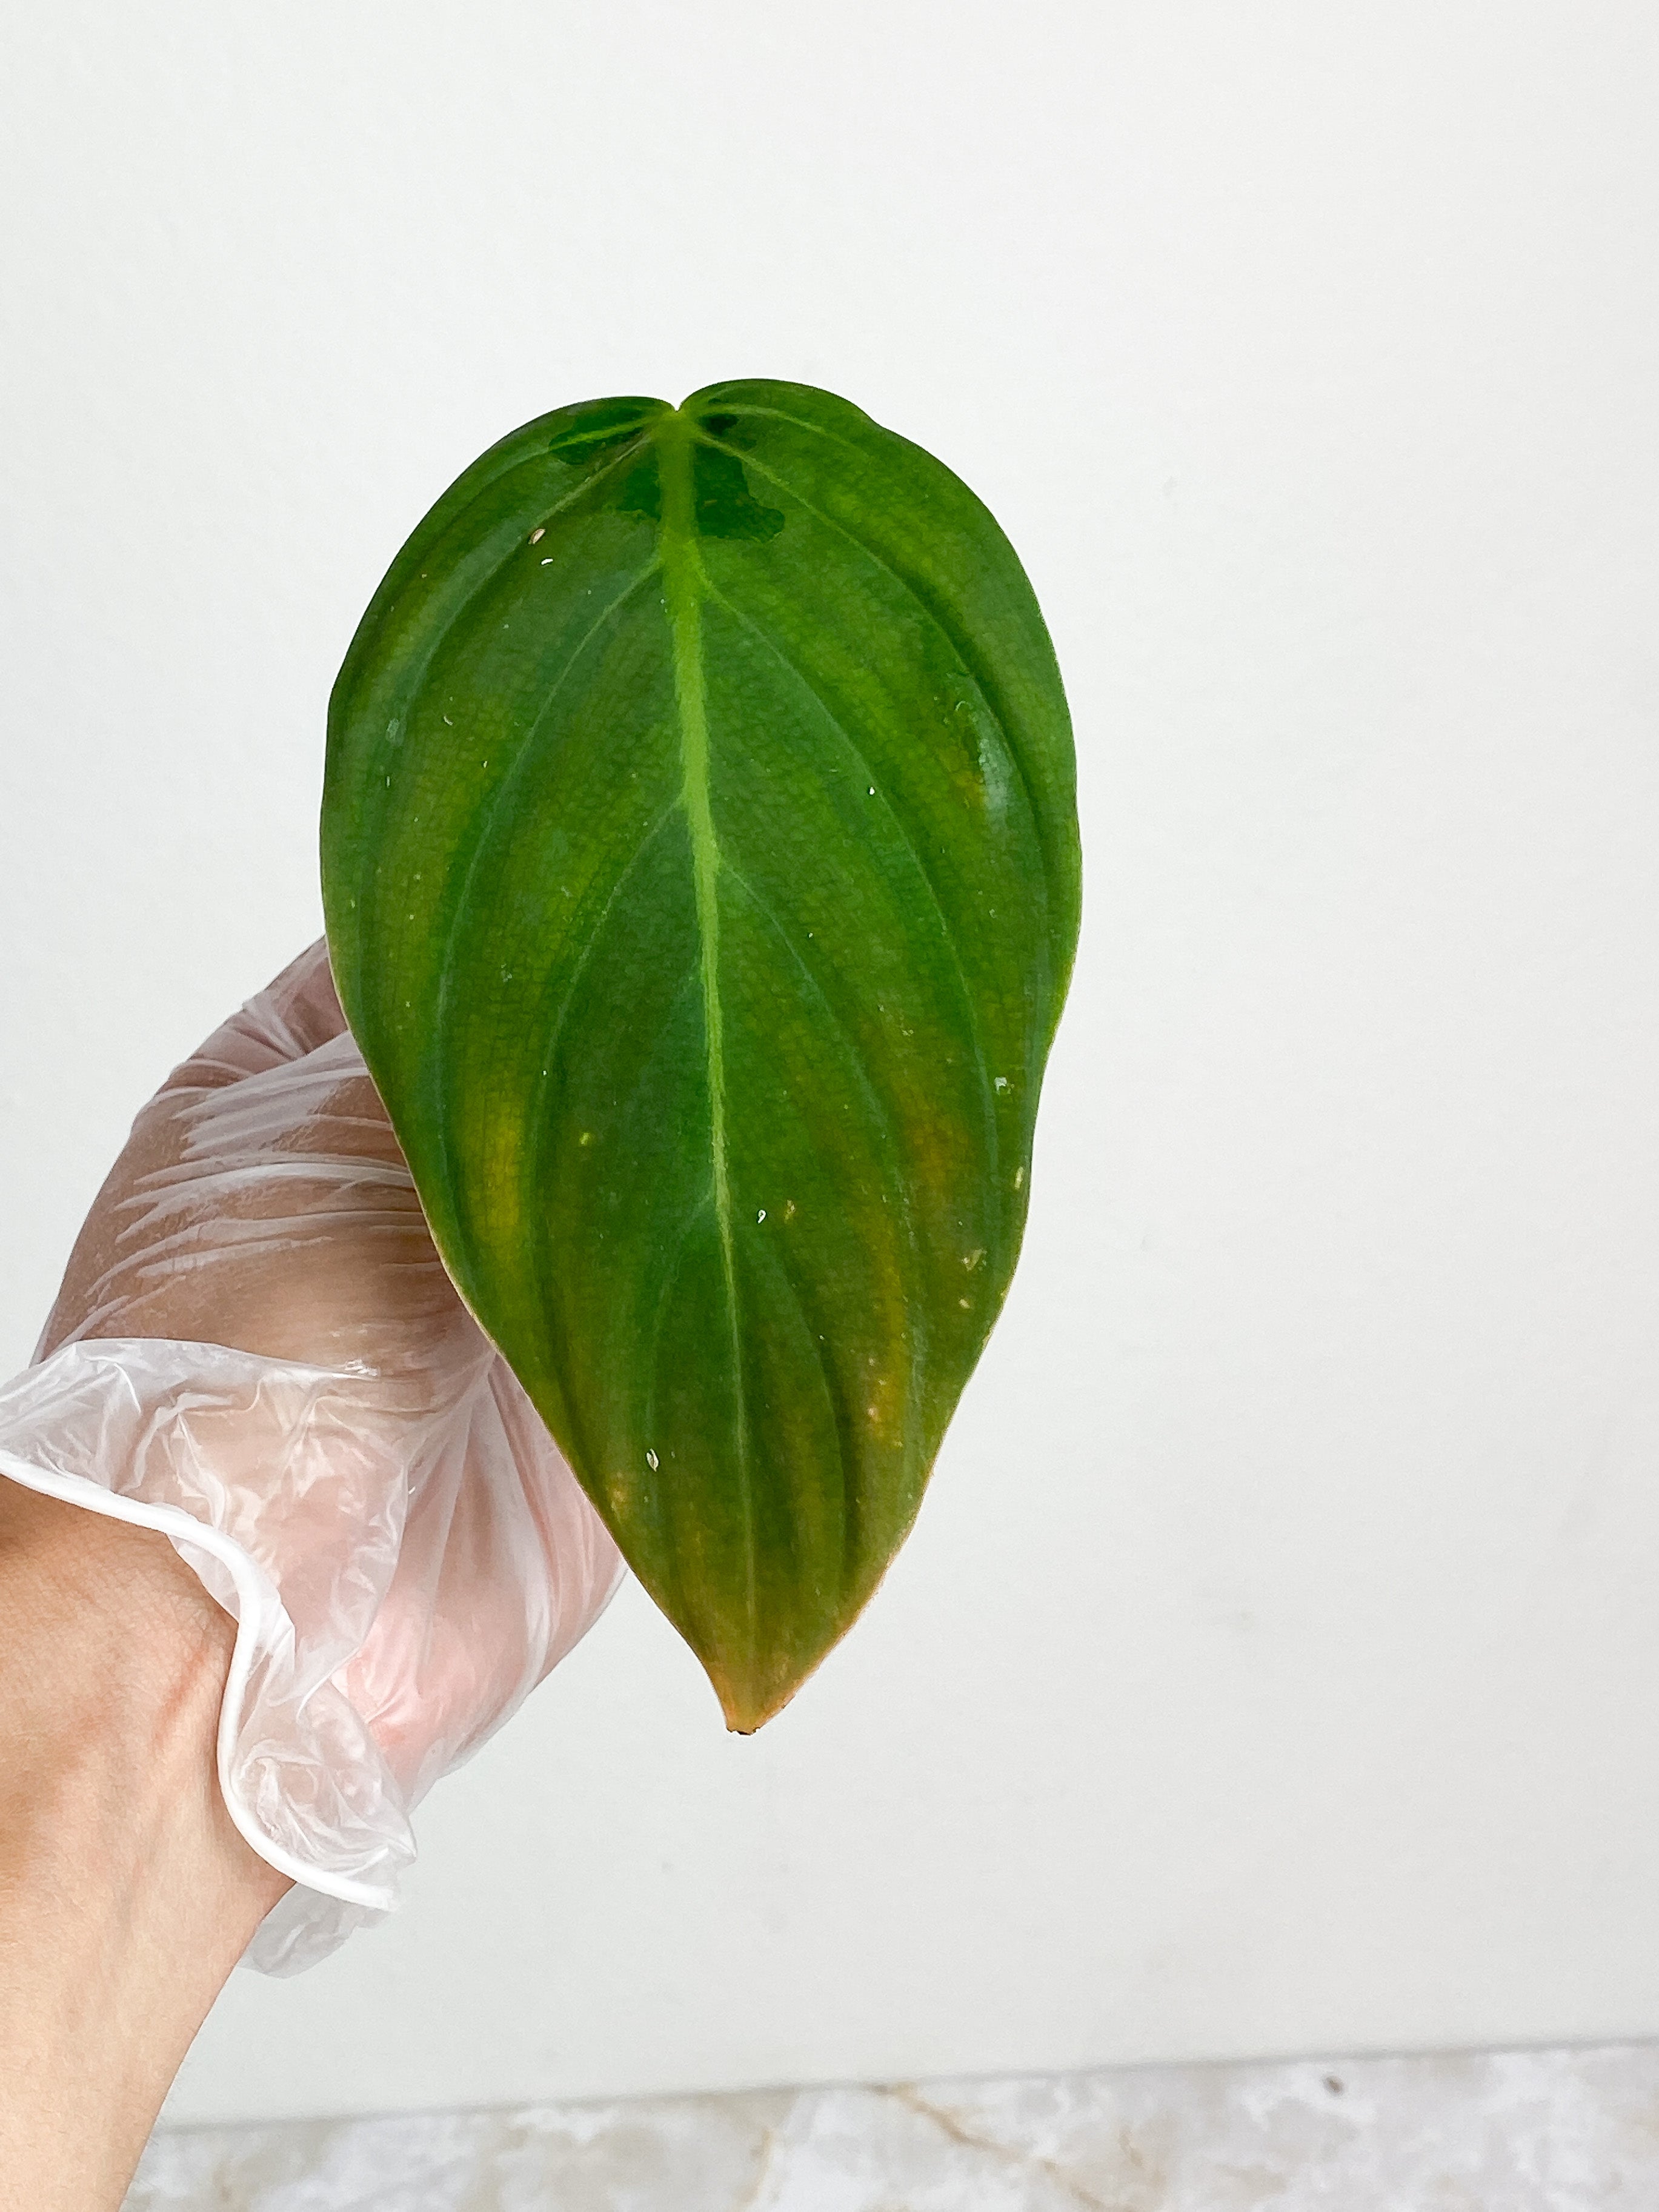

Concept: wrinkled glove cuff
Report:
left=0, top=1339, right=417, bottom=1975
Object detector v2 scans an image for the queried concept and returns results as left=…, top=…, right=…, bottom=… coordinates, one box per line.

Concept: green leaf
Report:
left=322, top=382, right=1080, bottom=1730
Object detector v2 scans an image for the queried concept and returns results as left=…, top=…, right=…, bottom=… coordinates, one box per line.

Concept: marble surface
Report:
left=127, top=2044, right=1659, bottom=2208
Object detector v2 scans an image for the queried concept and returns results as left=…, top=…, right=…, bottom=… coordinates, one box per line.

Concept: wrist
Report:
left=0, top=1478, right=290, bottom=2211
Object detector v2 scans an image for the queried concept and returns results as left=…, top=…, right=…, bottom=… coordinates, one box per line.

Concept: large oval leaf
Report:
left=322, top=382, right=1080, bottom=1730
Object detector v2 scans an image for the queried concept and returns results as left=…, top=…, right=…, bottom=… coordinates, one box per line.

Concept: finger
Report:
left=338, top=1356, right=623, bottom=1804
left=159, top=941, right=347, bottom=1097
left=39, top=945, right=428, bottom=1365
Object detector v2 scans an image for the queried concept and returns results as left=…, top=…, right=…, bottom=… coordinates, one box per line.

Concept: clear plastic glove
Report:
left=0, top=943, right=623, bottom=1973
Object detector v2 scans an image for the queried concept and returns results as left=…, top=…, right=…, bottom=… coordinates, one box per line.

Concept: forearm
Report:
left=0, top=1481, right=289, bottom=2212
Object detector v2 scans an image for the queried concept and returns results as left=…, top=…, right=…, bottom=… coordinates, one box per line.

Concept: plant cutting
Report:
left=322, top=379, right=1082, bottom=1733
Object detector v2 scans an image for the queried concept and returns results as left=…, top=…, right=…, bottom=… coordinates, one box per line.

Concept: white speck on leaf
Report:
left=757, top=1208, right=766, bottom=1223
left=541, top=557, right=554, bottom=565
left=530, top=527, right=545, bottom=543
left=994, top=1076, right=1009, bottom=1091
left=1014, top=1165, right=1025, bottom=1189
left=866, top=785, right=876, bottom=797
left=963, top=1249, right=985, bottom=1270
left=646, top=1449, right=659, bottom=1471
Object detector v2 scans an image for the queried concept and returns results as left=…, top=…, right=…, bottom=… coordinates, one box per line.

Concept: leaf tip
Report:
left=708, top=1662, right=806, bottom=1736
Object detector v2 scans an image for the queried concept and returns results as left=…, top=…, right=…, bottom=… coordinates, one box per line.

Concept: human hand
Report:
left=0, top=943, right=622, bottom=2209
left=2, top=940, right=623, bottom=1969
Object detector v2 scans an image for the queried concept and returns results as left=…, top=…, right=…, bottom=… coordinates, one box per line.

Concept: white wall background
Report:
left=4, top=0, right=1659, bottom=2126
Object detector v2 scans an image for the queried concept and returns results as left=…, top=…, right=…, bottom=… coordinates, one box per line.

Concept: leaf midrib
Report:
left=657, top=411, right=757, bottom=1663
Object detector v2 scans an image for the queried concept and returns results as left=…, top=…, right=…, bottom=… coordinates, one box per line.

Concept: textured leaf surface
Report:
left=322, top=382, right=1080, bottom=1729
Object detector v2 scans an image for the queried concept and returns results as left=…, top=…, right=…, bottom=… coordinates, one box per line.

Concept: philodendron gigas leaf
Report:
left=322, top=381, right=1080, bottom=1731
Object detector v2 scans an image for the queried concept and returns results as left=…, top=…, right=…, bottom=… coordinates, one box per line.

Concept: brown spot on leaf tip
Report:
left=708, top=1655, right=814, bottom=1735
